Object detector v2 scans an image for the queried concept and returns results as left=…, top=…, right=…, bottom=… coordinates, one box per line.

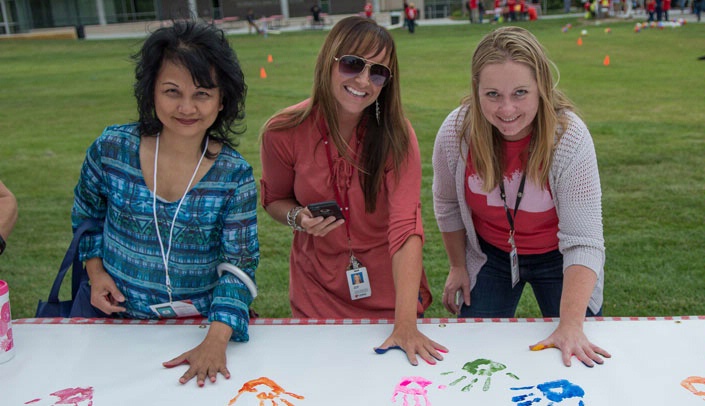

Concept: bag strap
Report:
left=46, top=219, right=100, bottom=304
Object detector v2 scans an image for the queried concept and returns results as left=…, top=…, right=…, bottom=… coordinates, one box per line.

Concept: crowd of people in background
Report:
left=468, top=0, right=538, bottom=23
left=584, top=0, right=702, bottom=20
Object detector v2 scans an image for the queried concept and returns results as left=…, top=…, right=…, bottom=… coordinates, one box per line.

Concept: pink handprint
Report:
left=391, top=376, right=433, bottom=406
left=24, top=386, right=94, bottom=406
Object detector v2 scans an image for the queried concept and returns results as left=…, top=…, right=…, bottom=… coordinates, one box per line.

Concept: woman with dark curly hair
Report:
left=72, top=21, right=259, bottom=386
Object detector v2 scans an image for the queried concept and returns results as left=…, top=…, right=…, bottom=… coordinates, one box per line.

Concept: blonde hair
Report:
left=260, top=16, right=409, bottom=212
left=460, top=26, right=576, bottom=192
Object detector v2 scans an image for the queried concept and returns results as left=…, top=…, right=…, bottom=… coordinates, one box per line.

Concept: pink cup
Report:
left=0, top=280, right=15, bottom=363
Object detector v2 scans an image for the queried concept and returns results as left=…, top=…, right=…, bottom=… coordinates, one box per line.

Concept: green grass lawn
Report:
left=1, top=17, right=703, bottom=319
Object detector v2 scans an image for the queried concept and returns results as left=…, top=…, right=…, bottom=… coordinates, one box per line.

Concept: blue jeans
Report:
left=459, top=237, right=602, bottom=318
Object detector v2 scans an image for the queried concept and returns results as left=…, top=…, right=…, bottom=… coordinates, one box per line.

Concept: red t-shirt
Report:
left=465, top=135, right=559, bottom=254
left=405, top=7, right=417, bottom=20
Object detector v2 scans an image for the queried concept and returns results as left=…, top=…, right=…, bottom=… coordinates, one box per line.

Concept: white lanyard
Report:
left=152, top=135, right=208, bottom=303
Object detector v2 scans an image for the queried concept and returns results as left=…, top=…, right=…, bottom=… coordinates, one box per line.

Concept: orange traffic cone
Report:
left=577, top=37, right=583, bottom=46
left=603, top=55, right=610, bottom=66
left=267, top=54, right=273, bottom=63
left=260, top=67, right=267, bottom=79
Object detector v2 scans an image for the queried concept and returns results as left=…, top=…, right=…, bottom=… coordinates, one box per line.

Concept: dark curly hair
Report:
left=132, top=20, right=246, bottom=152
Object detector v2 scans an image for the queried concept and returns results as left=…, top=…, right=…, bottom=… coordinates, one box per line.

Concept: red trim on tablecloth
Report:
left=13, top=315, right=705, bottom=325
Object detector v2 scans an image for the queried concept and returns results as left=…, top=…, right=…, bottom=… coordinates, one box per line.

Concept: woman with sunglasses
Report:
left=260, top=16, right=447, bottom=366
left=433, top=26, right=610, bottom=367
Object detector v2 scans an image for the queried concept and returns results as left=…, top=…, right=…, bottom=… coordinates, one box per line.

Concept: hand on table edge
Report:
left=163, top=320, right=233, bottom=387
left=374, top=320, right=448, bottom=366
left=529, top=319, right=612, bottom=367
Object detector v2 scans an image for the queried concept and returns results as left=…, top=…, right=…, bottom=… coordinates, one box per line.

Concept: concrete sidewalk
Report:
left=81, top=10, right=701, bottom=40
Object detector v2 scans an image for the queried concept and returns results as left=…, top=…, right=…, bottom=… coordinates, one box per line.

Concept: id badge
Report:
left=509, top=246, right=520, bottom=288
left=346, top=267, right=372, bottom=300
left=149, top=299, right=201, bottom=318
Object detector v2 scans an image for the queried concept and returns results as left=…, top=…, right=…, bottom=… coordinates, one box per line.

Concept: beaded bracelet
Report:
left=286, top=206, right=306, bottom=232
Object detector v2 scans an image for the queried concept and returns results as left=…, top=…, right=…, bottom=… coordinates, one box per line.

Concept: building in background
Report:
left=1, top=0, right=445, bottom=35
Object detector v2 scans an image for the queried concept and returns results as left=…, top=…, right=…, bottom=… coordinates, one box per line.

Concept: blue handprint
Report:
left=442, top=358, right=519, bottom=392
left=511, top=379, right=585, bottom=406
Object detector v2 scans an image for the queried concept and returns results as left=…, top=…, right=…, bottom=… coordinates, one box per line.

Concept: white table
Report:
left=1, top=316, right=704, bottom=405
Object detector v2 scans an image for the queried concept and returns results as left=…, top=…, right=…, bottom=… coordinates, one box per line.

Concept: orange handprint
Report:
left=229, top=377, right=304, bottom=406
left=681, top=376, right=705, bottom=399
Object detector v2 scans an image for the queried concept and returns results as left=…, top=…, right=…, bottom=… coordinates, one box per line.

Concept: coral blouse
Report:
left=260, top=101, right=430, bottom=318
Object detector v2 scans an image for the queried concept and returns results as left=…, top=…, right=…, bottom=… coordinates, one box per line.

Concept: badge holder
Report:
left=149, top=299, right=201, bottom=318
left=346, top=255, right=371, bottom=300
left=509, top=232, right=520, bottom=288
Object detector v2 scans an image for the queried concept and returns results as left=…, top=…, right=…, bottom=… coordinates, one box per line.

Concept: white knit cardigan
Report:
left=432, top=106, right=605, bottom=314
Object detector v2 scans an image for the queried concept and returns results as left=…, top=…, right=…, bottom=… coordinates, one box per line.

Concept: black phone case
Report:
left=307, top=200, right=344, bottom=220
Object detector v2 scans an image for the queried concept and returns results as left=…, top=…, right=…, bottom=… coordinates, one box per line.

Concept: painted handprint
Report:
left=510, top=379, right=585, bottom=406
left=441, top=358, right=519, bottom=392
left=24, top=387, right=94, bottom=406
left=228, top=377, right=304, bottom=406
left=681, top=376, right=705, bottom=400
left=391, top=376, right=433, bottom=406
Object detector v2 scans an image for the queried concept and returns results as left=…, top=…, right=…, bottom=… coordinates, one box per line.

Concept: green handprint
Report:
left=442, top=358, right=520, bottom=392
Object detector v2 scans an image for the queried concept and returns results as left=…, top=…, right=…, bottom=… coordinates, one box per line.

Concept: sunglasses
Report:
left=334, top=55, right=392, bottom=87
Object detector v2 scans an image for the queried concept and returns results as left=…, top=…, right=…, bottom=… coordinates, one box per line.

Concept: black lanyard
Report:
left=498, top=172, right=526, bottom=235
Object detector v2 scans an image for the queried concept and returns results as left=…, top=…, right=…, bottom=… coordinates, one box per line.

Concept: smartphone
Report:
left=307, top=200, right=345, bottom=221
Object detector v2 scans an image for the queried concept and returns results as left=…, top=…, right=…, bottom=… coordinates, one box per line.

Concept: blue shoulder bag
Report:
left=35, top=219, right=109, bottom=318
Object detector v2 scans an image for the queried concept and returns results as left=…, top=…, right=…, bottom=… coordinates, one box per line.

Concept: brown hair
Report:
left=260, top=16, right=409, bottom=212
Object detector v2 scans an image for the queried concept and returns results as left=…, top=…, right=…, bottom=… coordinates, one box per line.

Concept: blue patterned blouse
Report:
left=72, top=123, right=259, bottom=341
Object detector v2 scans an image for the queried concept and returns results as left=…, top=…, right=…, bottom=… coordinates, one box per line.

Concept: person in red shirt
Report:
left=433, top=26, right=609, bottom=369
left=528, top=5, right=538, bottom=20
left=260, top=16, right=447, bottom=367
left=494, top=0, right=502, bottom=21
left=468, top=0, right=479, bottom=22
left=364, top=1, right=374, bottom=18
left=405, top=3, right=418, bottom=33
left=663, top=0, right=671, bottom=20
left=647, top=0, right=656, bottom=21
left=519, top=0, right=529, bottom=20
left=506, top=0, right=518, bottom=20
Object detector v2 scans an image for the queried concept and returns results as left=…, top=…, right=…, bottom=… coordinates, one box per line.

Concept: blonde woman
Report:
left=433, top=26, right=610, bottom=367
